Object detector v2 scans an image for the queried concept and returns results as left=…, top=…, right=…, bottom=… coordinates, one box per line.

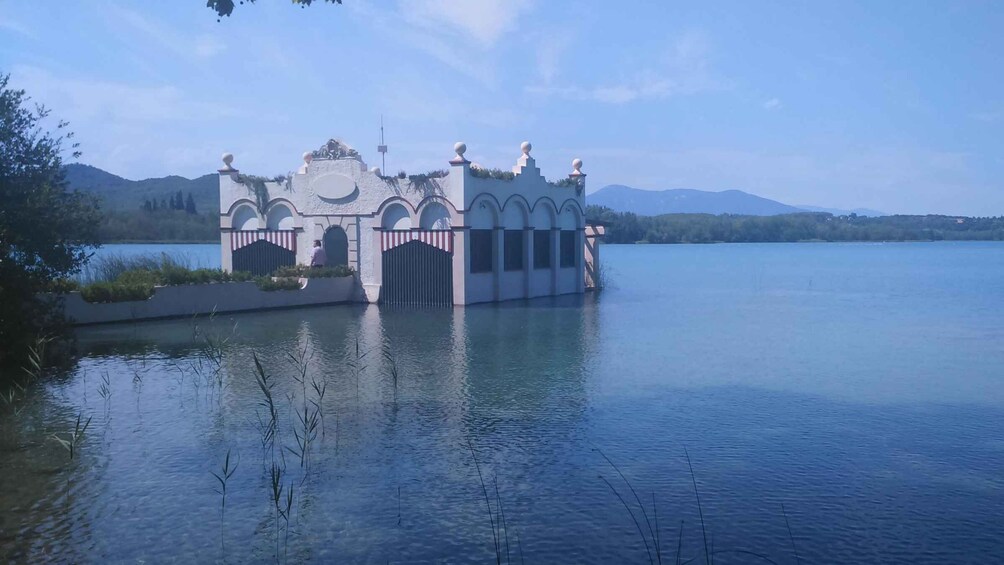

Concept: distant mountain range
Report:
left=61, top=164, right=885, bottom=219
left=63, top=163, right=219, bottom=213
left=589, top=184, right=886, bottom=217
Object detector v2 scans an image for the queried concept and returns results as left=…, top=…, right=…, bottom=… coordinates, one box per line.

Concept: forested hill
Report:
left=63, top=163, right=219, bottom=213
left=63, top=163, right=220, bottom=242
left=586, top=205, right=1004, bottom=243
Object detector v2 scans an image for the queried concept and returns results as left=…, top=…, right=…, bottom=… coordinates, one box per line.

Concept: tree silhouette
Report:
left=208, top=0, right=342, bottom=19
left=0, top=73, right=100, bottom=369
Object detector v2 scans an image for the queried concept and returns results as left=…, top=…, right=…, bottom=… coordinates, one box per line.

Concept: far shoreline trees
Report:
left=586, top=205, right=1004, bottom=244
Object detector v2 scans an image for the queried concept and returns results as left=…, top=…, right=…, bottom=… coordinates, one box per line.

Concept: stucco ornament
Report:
left=450, top=142, right=468, bottom=164
left=312, top=139, right=362, bottom=161
left=570, top=158, right=585, bottom=195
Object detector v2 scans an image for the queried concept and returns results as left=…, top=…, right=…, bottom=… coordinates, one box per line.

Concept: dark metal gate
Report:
left=381, top=239, right=453, bottom=306
left=233, top=239, right=295, bottom=276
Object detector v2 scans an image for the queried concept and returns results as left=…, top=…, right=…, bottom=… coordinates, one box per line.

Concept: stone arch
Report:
left=558, top=200, right=583, bottom=229
left=419, top=201, right=452, bottom=230
left=380, top=202, right=413, bottom=230
left=265, top=201, right=295, bottom=230
left=468, top=193, right=501, bottom=229
left=323, top=226, right=349, bottom=267
left=231, top=203, right=259, bottom=231
left=530, top=198, right=557, bottom=229
left=501, top=195, right=530, bottom=229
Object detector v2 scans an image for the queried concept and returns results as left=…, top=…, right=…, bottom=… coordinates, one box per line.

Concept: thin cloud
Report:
left=525, top=31, right=726, bottom=104
left=110, top=6, right=226, bottom=60
left=398, top=0, right=534, bottom=47
left=763, top=98, right=782, bottom=110
left=0, top=16, right=36, bottom=39
left=10, top=65, right=238, bottom=125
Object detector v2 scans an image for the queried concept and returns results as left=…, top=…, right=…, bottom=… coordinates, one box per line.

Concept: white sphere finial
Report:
left=454, top=142, right=467, bottom=157
left=222, top=152, right=234, bottom=166
left=302, top=151, right=313, bottom=164
left=521, top=141, right=532, bottom=155
left=572, top=158, right=583, bottom=172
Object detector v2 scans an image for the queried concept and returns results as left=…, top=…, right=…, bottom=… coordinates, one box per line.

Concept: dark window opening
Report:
left=503, top=230, right=524, bottom=271
left=533, top=230, right=551, bottom=269
left=470, top=229, right=494, bottom=273
left=560, top=230, right=576, bottom=268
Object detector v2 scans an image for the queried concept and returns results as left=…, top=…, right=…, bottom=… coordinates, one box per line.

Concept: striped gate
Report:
left=231, top=230, right=296, bottom=276
left=381, top=230, right=453, bottom=306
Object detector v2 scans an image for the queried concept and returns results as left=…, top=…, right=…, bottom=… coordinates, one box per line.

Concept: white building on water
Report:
left=218, top=139, right=603, bottom=306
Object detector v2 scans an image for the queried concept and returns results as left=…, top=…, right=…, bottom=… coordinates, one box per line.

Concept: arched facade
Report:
left=217, top=139, right=596, bottom=304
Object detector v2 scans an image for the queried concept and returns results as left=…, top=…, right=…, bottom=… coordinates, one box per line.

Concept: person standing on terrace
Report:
left=310, top=240, right=327, bottom=268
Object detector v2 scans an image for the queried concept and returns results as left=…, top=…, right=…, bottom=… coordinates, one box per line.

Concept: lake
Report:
left=3, top=242, right=1003, bottom=563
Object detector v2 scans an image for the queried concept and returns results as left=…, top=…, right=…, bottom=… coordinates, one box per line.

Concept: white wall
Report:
left=218, top=141, right=588, bottom=305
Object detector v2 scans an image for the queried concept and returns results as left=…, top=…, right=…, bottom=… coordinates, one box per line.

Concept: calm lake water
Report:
left=3, top=242, right=1004, bottom=563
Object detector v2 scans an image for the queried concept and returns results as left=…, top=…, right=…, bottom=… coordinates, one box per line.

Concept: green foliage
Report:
left=75, top=253, right=255, bottom=303
left=234, top=173, right=290, bottom=215
left=98, top=209, right=218, bottom=242
left=549, top=177, right=579, bottom=188
left=270, top=264, right=354, bottom=278
left=470, top=167, right=515, bottom=181
left=208, top=0, right=342, bottom=19
left=80, top=281, right=155, bottom=304
left=586, top=205, right=1004, bottom=244
left=43, top=279, right=82, bottom=293
left=0, top=73, right=102, bottom=370
left=81, top=252, right=193, bottom=283
left=407, top=170, right=448, bottom=184
left=235, top=174, right=271, bottom=214
left=254, top=277, right=302, bottom=292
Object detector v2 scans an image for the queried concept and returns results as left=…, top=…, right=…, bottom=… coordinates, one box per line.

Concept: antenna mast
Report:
left=377, top=115, right=388, bottom=173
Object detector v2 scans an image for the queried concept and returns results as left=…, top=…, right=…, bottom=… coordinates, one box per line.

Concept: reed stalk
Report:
left=51, top=412, right=91, bottom=460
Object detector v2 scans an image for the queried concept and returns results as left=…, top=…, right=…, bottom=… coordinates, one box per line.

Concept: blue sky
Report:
left=1, top=1, right=1002, bottom=215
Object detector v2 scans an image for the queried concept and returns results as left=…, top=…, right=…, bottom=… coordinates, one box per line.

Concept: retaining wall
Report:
left=59, top=277, right=358, bottom=326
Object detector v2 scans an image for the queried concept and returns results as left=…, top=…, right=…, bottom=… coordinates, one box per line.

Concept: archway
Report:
left=232, top=204, right=258, bottom=231
left=323, top=226, right=349, bottom=267
left=419, top=202, right=452, bottom=230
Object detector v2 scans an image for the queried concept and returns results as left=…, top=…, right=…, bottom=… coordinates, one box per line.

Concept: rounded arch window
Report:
left=468, top=198, right=498, bottom=229
left=381, top=203, right=412, bottom=230
left=502, top=201, right=529, bottom=229
left=531, top=202, right=556, bottom=229
left=232, top=204, right=258, bottom=231
left=558, top=205, right=581, bottom=230
left=266, top=204, right=294, bottom=230
left=419, top=202, right=452, bottom=230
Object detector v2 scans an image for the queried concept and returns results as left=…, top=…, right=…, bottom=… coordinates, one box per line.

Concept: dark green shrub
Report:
left=271, top=264, right=354, bottom=278
left=255, top=277, right=302, bottom=291
left=470, top=167, right=515, bottom=181
left=44, top=279, right=81, bottom=293
left=80, top=282, right=154, bottom=303
left=116, top=269, right=160, bottom=287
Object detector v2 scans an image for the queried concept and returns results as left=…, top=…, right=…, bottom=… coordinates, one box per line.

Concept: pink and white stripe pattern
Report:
left=381, top=230, right=453, bottom=253
left=230, top=230, right=297, bottom=252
